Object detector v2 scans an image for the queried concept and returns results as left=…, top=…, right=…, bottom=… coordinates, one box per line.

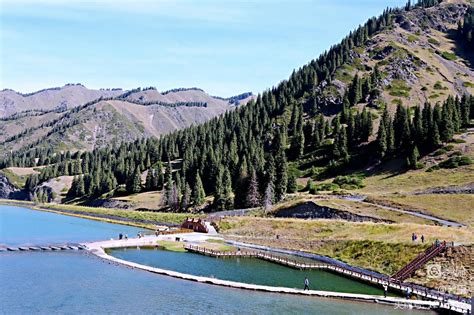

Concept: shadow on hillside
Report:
left=362, top=158, right=409, bottom=179
left=447, top=29, right=474, bottom=69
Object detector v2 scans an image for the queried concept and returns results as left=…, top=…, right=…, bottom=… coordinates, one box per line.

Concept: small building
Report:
left=181, top=218, right=208, bottom=233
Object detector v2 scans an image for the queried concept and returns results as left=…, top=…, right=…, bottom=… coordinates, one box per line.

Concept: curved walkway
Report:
left=83, top=234, right=468, bottom=313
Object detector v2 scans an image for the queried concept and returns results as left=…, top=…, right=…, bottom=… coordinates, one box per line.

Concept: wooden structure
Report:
left=181, top=218, right=208, bottom=233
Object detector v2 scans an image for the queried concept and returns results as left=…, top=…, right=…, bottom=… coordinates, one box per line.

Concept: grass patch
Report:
left=441, top=51, right=457, bottom=61
left=40, top=203, right=203, bottom=225
left=219, top=217, right=473, bottom=274
left=156, top=240, right=186, bottom=252
left=427, top=38, right=439, bottom=46
left=407, top=34, right=418, bottom=43
left=463, top=81, right=474, bottom=88
left=387, top=79, right=411, bottom=98
left=361, top=162, right=474, bottom=195
left=314, top=199, right=433, bottom=224
left=315, top=240, right=428, bottom=275
left=384, top=194, right=474, bottom=227
left=0, top=169, right=27, bottom=188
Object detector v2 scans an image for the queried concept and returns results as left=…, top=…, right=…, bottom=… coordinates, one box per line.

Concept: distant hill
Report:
left=0, top=84, right=123, bottom=117
left=0, top=85, right=254, bottom=153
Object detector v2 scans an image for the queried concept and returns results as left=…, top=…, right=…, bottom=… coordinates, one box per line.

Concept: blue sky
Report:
left=0, top=0, right=406, bottom=97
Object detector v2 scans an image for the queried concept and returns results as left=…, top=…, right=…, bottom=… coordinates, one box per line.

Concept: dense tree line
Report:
left=377, top=95, right=472, bottom=167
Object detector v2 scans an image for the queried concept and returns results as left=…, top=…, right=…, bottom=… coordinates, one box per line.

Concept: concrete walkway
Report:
left=83, top=234, right=463, bottom=313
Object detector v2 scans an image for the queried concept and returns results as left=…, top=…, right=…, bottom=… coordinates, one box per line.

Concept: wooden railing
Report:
left=184, top=243, right=471, bottom=313
left=184, top=244, right=327, bottom=269
left=392, top=241, right=446, bottom=281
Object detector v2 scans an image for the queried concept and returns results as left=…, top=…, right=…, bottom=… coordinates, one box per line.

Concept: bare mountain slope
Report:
left=0, top=84, right=123, bottom=118
left=0, top=86, right=253, bottom=153
left=317, top=0, right=473, bottom=112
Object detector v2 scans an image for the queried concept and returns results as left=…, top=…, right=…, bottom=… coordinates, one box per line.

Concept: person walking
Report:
left=421, top=235, right=425, bottom=243
left=304, top=277, right=310, bottom=290
left=383, top=284, right=388, bottom=297
left=119, top=233, right=123, bottom=240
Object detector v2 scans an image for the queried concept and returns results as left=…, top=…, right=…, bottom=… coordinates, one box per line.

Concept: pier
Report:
left=0, top=243, right=86, bottom=252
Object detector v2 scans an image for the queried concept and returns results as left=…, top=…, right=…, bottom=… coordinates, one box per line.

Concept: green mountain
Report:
left=1, top=0, right=473, bottom=215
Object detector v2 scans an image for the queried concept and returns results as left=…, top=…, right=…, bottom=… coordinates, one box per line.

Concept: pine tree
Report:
left=234, top=159, right=249, bottom=209
left=181, top=183, right=191, bottom=211
left=263, top=182, right=274, bottom=213
left=131, top=167, right=142, bottom=194
left=377, top=119, right=388, bottom=158
left=222, top=169, right=234, bottom=209
left=407, top=146, right=420, bottom=169
left=348, top=74, right=362, bottom=106
left=247, top=170, right=261, bottom=208
left=274, top=148, right=288, bottom=202
left=145, top=169, right=154, bottom=191
left=76, top=175, right=85, bottom=196
left=192, top=173, right=206, bottom=206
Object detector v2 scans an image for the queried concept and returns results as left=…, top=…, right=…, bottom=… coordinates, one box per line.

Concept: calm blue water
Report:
left=111, top=248, right=390, bottom=295
left=0, top=205, right=434, bottom=314
left=0, top=205, right=143, bottom=246
left=0, top=251, right=432, bottom=315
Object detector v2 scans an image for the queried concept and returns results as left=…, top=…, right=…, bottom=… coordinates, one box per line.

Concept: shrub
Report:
left=333, top=176, right=364, bottom=189
left=438, top=156, right=473, bottom=169
left=463, top=81, right=474, bottom=88
left=433, top=81, right=443, bottom=90
left=309, top=183, right=340, bottom=194
left=426, top=165, right=440, bottom=172
left=433, top=148, right=447, bottom=156
left=441, top=51, right=457, bottom=61
left=427, top=38, right=439, bottom=45
left=415, top=162, right=425, bottom=169
left=407, top=34, right=418, bottom=42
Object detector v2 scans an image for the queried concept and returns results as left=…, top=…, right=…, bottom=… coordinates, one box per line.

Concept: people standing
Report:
left=421, top=235, right=425, bottom=243
left=383, top=284, right=388, bottom=297
left=119, top=233, right=123, bottom=240
left=304, top=277, right=310, bottom=290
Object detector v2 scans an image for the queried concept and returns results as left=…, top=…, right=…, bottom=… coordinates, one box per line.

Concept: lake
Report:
left=0, top=205, right=434, bottom=314
left=0, top=205, right=143, bottom=246
left=110, top=247, right=389, bottom=295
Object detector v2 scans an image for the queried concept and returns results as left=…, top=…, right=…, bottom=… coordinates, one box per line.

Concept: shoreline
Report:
left=84, top=235, right=442, bottom=312
left=0, top=199, right=161, bottom=230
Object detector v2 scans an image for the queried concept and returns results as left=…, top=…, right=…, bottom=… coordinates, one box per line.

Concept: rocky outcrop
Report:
left=274, top=201, right=388, bottom=223
left=0, top=173, right=27, bottom=200
left=412, top=183, right=474, bottom=195
left=412, top=245, right=473, bottom=297
left=396, top=2, right=469, bottom=33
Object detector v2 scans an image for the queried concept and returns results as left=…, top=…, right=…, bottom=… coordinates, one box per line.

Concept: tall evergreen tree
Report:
left=247, top=170, right=261, bottom=208
left=192, top=173, right=206, bottom=207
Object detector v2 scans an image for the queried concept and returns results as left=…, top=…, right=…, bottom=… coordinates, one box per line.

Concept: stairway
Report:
left=392, top=241, right=447, bottom=281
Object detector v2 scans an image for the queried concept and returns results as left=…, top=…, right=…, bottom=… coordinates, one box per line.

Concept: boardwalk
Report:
left=84, top=235, right=471, bottom=314
left=185, top=244, right=328, bottom=270
left=0, top=243, right=86, bottom=252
